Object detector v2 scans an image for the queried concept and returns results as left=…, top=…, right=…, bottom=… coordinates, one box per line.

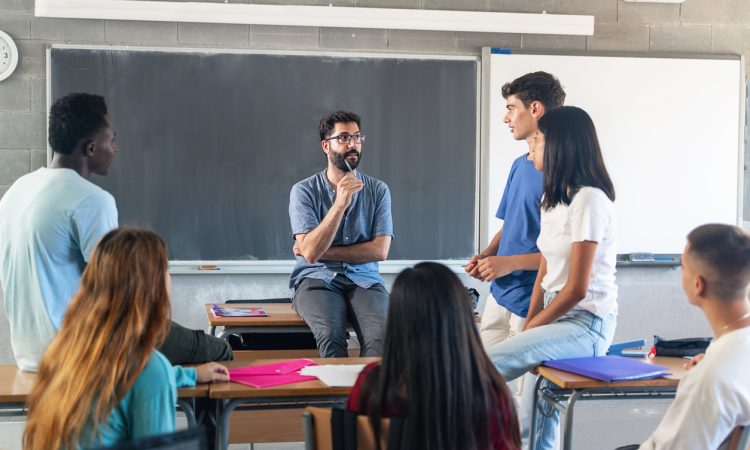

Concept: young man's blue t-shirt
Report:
left=490, top=154, right=542, bottom=318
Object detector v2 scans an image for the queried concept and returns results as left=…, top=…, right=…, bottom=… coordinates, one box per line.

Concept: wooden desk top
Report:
left=206, top=303, right=306, bottom=327
left=209, top=357, right=378, bottom=400
left=0, top=364, right=209, bottom=403
left=536, top=357, right=688, bottom=390
left=0, top=365, right=35, bottom=403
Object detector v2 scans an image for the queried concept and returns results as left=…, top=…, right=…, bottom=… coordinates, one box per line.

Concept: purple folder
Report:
left=542, top=356, right=670, bottom=382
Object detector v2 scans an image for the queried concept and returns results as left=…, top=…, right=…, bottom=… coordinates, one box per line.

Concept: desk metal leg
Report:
left=210, top=325, right=217, bottom=337
left=216, top=398, right=244, bottom=450
left=528, top=375, right=544, bottom=450
left=560, top=390, right=584, bottom=450
left=176, top=399, right=197, bottom=428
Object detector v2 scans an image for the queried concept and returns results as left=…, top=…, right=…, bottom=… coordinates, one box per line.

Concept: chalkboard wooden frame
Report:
left=47, top=45, right=481, bottom=273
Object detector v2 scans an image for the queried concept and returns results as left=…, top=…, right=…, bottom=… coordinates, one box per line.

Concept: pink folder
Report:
left=229, top=359, right=318, bottom=388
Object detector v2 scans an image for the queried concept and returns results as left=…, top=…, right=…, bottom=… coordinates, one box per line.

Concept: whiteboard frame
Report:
left=47, top=44, right=482, bottom=274
left=480, top=48, right=745, bottom=257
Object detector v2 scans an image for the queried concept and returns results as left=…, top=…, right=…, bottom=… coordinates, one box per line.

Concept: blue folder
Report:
left=542, top=355, right=670, bottom=382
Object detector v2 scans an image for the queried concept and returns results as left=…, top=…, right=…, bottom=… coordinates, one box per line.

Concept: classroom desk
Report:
left=0, top=365, right=33, bottom=417
left=0, top=364, right=208, bottom=426
left=210, top=356, right=377, bottom=450
left=207, top=303, right=311, bottom=339
left=530, top=356, right=688, bottom=450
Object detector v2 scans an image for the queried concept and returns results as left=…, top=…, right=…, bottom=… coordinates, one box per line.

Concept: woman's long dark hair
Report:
left=360, top=262, right=521, bottom=450
left=538, top=106, right=615, bottom=210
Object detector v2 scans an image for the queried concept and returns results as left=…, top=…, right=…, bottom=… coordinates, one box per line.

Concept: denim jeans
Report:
left=293, top=275, right=388, bottom=357
left=487, top=291, right=617, bottom=450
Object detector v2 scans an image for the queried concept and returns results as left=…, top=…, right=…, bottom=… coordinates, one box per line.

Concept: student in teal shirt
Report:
left=23, top=228, right=229, bottom=450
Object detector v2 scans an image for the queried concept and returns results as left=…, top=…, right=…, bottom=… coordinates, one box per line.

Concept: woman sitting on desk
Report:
left=23, top=227, right=229, bottom=450
left=488, top=105, right=618, bottom=450
left=347, top=262, right=521, bottom=450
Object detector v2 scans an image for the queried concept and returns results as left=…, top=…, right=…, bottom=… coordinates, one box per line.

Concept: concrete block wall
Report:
left=0, top=0, right=740, bottom=363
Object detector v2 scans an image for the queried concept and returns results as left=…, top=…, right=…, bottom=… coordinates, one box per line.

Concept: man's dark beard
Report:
left=330, top=149, right=361, bottom=171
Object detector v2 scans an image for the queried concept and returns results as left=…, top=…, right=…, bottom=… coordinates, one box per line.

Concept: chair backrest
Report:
left=303, top=407, right=405, bottom=450
left=89, top=427, right=206, bottom=450
left=727, top=426, right=750, bottom=450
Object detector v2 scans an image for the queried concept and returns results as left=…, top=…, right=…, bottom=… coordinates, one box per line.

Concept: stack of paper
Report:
left=299, top=364, right=367, bottom=387
left=229, top=359, right=317, bottom=388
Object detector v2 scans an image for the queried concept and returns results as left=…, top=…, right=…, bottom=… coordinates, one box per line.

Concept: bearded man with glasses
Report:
left=288, top=111, right=393, bottom=358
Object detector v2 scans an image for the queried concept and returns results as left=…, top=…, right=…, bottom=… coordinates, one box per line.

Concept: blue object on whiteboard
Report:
left=491, top=48, right=513, bottom=54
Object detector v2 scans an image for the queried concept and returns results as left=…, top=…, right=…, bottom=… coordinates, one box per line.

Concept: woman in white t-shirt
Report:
left=488, top=106, right=618, bottom=450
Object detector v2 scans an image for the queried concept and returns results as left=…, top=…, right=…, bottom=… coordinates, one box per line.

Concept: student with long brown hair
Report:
left=347, top=262, right=521, bottom=450
left=23, top=227, right=228, bottom=450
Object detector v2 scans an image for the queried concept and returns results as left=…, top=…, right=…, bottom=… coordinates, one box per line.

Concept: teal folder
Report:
left=542, top=356, right=670, bottom=382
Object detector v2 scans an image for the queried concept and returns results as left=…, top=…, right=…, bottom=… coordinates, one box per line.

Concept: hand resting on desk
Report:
left=196, top=362, right=230, bottom=383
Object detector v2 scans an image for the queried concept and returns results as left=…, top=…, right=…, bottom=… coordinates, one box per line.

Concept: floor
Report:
left=0, top=398, right=670, bottom=450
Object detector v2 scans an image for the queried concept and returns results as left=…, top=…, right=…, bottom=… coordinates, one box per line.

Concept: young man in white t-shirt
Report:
left=633, top=224, right=750, bottom=450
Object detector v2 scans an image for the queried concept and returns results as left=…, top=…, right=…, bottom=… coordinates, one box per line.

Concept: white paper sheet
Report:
left=299, top=364, right=367, bottom=387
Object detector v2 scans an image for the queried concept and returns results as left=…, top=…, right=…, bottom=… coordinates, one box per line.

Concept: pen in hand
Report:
left=344, top=159, right=356, bottom=176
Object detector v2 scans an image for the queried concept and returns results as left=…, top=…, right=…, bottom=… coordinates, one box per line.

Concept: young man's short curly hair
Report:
left=501, top=71, right=565, bottom=111
left=48, top=93, right=109, bottom=155
left=318, top=111, right=361, bottom=141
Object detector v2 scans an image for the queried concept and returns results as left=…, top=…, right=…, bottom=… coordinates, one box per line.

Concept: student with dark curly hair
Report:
left=0, top=93, right=232, bottom=372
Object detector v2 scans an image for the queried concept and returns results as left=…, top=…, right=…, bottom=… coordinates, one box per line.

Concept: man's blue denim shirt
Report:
left=288, top=170, right=393, bottom=294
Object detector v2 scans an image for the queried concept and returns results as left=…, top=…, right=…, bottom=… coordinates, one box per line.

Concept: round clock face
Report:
left=0, top=30, right=19, bottom=82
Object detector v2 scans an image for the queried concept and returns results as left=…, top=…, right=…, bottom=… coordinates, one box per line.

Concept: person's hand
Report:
left=196, top=362, right=230, bottom=383
left=334, top=174, right=364, bottom=209
left=293, top=241, right=302, bottom=256
left=476, top=256, right=514, bottom=282
left=465, top=255, right=482, bottom=279
left=683, top=353, right=705, bottom=370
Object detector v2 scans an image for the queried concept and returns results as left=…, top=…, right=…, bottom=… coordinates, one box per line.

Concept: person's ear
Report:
left=694, top=274, right=708, bottom=298
left=84, top=140, right=96, bottom=158
left=530, top=101, right=545, bottom=119
left=321, top=139, right=330, bottom=155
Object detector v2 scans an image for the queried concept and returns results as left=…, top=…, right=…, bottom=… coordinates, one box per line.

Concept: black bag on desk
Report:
left=466, top=287, right=481, bottom=312
left=652, top=335, right=712, bottom=357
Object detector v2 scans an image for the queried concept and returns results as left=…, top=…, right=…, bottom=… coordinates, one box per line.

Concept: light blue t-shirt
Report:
left=85, top=351, right=197, bottom=448
left=0, top=168, right=118, bottom=371
left=288, top=170, right=393, bottom=293
left=490, top=154, right=543, bottom=318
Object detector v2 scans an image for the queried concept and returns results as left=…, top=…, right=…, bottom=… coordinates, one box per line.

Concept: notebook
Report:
left=212, top=305, right=268, bottom=317
left=542, top=356, right=670, bottom=382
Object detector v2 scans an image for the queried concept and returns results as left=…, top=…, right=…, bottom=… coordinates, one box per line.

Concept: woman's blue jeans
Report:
left=487, top=291, right=617, bottom=450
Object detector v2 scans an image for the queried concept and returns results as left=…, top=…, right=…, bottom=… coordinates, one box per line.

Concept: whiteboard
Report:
left=481, top=50, right=744, bottom=254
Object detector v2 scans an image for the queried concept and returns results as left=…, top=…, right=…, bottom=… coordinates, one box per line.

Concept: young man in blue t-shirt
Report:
left=466, top=72, right=565, bottom=349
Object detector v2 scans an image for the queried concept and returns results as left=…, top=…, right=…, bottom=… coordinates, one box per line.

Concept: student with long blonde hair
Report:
left=23, top=227, right=228, bottom=450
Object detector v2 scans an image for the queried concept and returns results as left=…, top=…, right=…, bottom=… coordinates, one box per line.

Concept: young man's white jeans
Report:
left=480, top=294, right=527, bottom=396
left=480, top=293, right=526, bottom=349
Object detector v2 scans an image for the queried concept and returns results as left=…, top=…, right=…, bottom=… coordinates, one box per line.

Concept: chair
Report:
left=90, top=427, right=206, bottom=450
left=302, top=406, right=405, bottom=450
left=727, top=425, right=750, bottom=450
